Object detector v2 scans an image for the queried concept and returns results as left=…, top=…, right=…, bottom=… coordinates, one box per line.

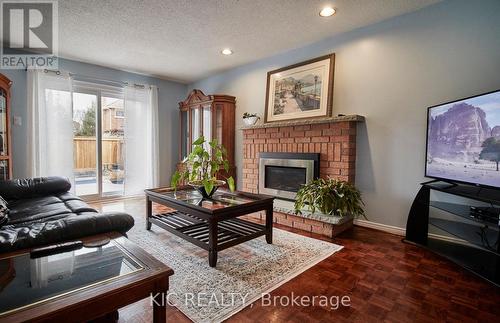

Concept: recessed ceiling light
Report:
left=319, top=7, right=336, bottom=17
left=221, top=48, right=233, bottom=55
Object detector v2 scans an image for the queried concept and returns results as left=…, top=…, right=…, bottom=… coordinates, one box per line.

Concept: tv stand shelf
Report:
left=404, top=180, right=500, bottom=286
left=428, top=218, right=498, bottom=254
left=429, top=201, right=500, bottom=229
left=422, top=181, right=500, bottom=205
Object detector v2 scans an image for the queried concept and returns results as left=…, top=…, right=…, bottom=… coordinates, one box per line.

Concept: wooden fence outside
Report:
left=74, top=137, right=124, bottom=171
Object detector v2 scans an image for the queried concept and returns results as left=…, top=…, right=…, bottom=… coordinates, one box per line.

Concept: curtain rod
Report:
left=40, top=69, right=149, bottom=88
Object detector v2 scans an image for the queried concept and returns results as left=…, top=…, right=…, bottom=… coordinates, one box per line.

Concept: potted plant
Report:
left=108, top=164, right=124, bottom=184
left=294, top=178, right=366, bottom=218
left=171, top=136, right=235, bottom=198
left=109, top=169, right=124, bottom=184
left=242, top=112, right=260, bottom=126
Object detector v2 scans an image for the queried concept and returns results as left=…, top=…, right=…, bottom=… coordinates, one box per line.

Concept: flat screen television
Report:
left=425, top=89, right=500, bottom=189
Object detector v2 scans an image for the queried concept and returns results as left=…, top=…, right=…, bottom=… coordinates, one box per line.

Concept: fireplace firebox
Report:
left=259, top=152, right=320, bottom=200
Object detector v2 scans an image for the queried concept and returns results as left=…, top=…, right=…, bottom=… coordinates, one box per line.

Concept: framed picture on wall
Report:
left=264, top=53, right=335, bottom=123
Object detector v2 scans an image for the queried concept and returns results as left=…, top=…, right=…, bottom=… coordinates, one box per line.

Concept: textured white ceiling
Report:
left=57, top=0, right=440, bottom=83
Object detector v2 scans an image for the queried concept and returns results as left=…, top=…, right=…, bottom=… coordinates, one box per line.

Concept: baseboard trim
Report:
left=353, top=219, right=405, bottom=236
left=353, top=219, right=467, bottom=244
left=83, top=194, right=143, bottom=203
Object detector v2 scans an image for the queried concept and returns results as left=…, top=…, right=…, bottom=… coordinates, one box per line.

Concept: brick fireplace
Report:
left=241, top=115, right=364, bottom=237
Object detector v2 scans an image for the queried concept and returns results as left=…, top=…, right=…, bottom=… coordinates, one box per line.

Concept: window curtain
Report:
left=123, top=85, right=159, bottom=195
left=27, top=70, right=75, bottom=190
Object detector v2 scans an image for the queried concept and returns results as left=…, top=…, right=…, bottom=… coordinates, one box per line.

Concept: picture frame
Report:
left=264, top=53, right=335, bottom=123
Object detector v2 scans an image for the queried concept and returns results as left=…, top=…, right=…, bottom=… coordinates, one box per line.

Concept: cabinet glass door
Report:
left=191, top=107, right=201, bottom=143
left=202, top=105, right=211, bottom=150
left=0, top=160, right=8, bottom=180
left=180, top=110, right=188, bottom=159
left=0, top=94, right=6, bottom=156
left=215, top=105, right=223, bottom=144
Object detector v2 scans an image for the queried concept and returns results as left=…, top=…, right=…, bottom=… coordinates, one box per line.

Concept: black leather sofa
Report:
left=0, top=177, right=134, bottom=253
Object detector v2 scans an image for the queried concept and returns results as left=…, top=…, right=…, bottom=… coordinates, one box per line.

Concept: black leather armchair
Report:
left=0, top=177, right=134, bottom=253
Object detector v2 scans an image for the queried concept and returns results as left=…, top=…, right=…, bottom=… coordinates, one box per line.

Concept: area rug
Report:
left=126, top=212, right=343, bottom=323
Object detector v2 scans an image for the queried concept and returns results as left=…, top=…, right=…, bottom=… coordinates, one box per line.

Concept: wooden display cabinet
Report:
left=0, top=74, right=12, bottom=181
left=178, top=89, right=236, bottom=181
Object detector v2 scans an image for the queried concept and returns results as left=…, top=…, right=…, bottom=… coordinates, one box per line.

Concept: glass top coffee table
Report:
left=145, top=186, right=274, bottom=267
left=0, top=234, right=173, bottom=322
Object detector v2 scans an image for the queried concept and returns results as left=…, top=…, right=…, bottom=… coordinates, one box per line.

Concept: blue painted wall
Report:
left=189, top=0, right=500, bottom=229
left=1, top=59, right=187, bottom=185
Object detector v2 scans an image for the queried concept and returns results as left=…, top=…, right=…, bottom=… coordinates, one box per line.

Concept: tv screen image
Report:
left=426, top=90, right=500, bottom=188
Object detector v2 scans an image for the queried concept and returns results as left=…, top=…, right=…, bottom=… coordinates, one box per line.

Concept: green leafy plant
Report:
left=294, top=178, right=365, bottom=218
left=171, top=136, right=235, bottom=196
left=243, top=112, right=260, bottom=119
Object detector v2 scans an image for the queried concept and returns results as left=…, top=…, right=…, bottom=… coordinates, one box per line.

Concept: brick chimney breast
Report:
left=241, top=115, right=364, bottom=194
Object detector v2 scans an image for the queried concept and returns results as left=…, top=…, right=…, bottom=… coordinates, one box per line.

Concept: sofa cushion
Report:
left=0, top=211, right=134, bottom=253
left=0, top=177, right=71, bottom=201
left=6, top=194, right=97, bottom=225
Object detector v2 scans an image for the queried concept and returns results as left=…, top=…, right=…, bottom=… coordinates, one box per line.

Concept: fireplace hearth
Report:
left=259, top=152, right=319, bottom=200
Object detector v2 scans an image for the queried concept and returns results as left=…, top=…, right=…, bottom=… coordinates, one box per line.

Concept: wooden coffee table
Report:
left=145, top=186, right=274, bottom=267
left=0, top=233, right=174, bottom=323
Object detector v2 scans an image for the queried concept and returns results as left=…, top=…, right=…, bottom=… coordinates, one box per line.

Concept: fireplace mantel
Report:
left=240, top=114, right=364, bottom=130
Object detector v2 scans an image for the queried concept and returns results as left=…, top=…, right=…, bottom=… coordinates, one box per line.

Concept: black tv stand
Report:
left=404, top=180, right=500, bottom=286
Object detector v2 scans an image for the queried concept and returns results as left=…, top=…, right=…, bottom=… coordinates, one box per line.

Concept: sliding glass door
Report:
left=101, top=95, right=125, bottom=196
left=72, top=87, right=125, bottom=198
left=73, top=92, right=98, bottom=196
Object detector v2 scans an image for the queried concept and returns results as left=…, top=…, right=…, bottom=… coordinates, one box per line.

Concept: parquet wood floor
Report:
left=89, top=198, right=500, bottom=322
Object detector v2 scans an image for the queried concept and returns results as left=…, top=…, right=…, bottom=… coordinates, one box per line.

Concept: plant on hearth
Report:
left=242, top=112, right=259, bottom=119
left=294, top=178, right=365, bottom=218
left=242, top=112, right=260, bottom=126
left=170, top=136, right=235, bottom=197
